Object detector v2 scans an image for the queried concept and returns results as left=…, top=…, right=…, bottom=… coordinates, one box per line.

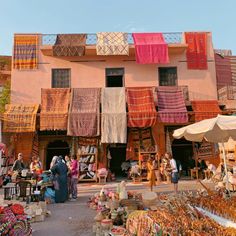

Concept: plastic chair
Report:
left=15, top=181, right=32, bottom=201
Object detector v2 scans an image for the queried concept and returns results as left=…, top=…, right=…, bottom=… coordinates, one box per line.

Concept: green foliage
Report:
left=0, top=81, right=10, bottom=113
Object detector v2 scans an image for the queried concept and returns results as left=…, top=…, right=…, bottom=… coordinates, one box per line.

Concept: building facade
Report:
left=5, top=32, right=223, bottom=175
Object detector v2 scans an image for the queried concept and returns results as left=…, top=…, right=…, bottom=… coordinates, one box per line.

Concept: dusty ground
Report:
left=31, top=179, right=215, bottom=236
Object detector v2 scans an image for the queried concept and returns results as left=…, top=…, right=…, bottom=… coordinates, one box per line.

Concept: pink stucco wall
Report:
left=11, top=32, right=217, bottom=104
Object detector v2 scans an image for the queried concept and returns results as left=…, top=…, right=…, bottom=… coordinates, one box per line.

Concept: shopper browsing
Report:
left=166, top=152, right=179, bottom=194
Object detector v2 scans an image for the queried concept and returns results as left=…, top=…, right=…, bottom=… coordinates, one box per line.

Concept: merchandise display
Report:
left=0, top=203, right=32, bottom=236
left=77, top=138, right=98, bottom=182
left=88, top=184, right=236, bottom=236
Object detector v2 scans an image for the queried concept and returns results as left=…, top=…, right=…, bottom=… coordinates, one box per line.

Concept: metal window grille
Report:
left=52, top=69, right=70, bottom=88
left=159, top=67, right=177, bottom=86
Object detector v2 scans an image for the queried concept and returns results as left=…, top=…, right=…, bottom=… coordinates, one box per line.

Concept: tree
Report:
left=0, top=81, right=10, bottom=114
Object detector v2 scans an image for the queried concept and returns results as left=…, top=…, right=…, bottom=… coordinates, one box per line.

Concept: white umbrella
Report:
left=173, top=114, right=236, bottom=191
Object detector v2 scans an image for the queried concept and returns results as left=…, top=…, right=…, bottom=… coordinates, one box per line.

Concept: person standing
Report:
left=147, top=156, right=156, bottom=191
left=50, top=156, right=68, bottom=203
left=12, top=153, right=25, bottom=173
left=70, top=155, right=78, bottom=200
left=65, top=155, right=72, bottom=198
left=153, top=154, right=161, bottom=184
left=167, top=153, right=179, bottom=194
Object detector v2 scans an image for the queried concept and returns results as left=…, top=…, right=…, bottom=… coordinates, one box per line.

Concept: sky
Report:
left=0, top=0, right=235, bottom=55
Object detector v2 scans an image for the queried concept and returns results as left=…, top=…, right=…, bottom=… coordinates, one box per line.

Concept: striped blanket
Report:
left=3, top=104, right=39, bottom=132
left=67, top=88, right=100, bottom=136
left=185, top=32, right=208, bottom=70
left=191, top=100, right=221, bottom=121
left=40, top=88, right=70, bottom=130
left=96, top=32, right=129, bottom=55
left=157, top=87, right=188, bottom=123
left=101, top=88, right=127, bottom=143
left=53, top=34, right=86, bottom=56
left=215, top=53, right=232, bottom=88
left=13, top=35, right=38, bottom=70
left=127, top=88, right=157, bottom=127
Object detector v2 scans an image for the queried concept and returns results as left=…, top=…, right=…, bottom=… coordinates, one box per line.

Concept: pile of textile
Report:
left=0, top=203, right=32, bottom=235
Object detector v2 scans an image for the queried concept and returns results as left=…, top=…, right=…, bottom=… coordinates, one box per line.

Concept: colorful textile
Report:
left=132, top=33, right=169, bottom=64
left=67, top=88, right=100, bottom=136
left=10, top=220, right=32, bottom=236
left=215, top=53, right=232, bottom=88
left=101, top=88, right=127, bottom=143
left=185, top=32, right=208, bottom=70
left=191, top=100, right=221, bottom=121
left=127, top=88, right=157, bottom=127
left=13, top=35, right=38, bottom=70
left=40, top=88, right=70, bottom=130
left=96, top=32, right=129, bottom=55
left=53, top=34, right=86, bottom=56
left=3, top=104, right=39, bottom=132
left=32, top=134, right=39, bottom=157
left=157, top=86, right=188, bottom=123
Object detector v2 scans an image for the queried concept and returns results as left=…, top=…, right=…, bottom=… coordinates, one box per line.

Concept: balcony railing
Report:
left=41, top=32, right=183, bottom=46
left=218, top=86, right=236, bottom=100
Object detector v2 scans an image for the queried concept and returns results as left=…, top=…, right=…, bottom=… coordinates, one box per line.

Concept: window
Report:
left=106, top=68, right=124, bottom=87
left=52, top=69, right=70, bottom=88
left=158, top=67, right=177, bottom=86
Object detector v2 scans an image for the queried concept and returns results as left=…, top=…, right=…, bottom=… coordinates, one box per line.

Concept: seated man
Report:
left=12, top=153, right=25, bottom=173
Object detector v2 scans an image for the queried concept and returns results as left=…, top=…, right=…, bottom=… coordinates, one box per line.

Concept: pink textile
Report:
left=132, top=33, right=169, bottom=64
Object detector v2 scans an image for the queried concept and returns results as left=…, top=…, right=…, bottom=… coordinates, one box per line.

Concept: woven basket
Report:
left=120, top=199, right=143, bottom=210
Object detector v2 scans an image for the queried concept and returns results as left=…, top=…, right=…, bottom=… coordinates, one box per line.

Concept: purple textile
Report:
left=157, top=87, right=188, bottom=123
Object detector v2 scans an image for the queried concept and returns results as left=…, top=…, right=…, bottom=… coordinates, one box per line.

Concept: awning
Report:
left=2, top=104, right=39, bottom=132
left=127, top=88, right=157, bottom=127
left=67, top=88, right=100, bottom=137
left=101, top=88, right=127, bottom=143
left=191, top=100, right=221, bottom=121
left=52, top=34, right=87, bottom=56
left=96, top=32, right=129, bottom=55
left=215, top=53, right=232, bottom=88
left=132, top=33, right=169, bottom=64
left=13, top=35, right=38, bottom=70
left=157, top=86, right=188, bottom=123
left=40, top=88, right=70, bottom=130
left=185, top=32, right=208, bottom=70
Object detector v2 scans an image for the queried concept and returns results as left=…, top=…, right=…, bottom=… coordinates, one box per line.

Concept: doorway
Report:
left=46, top=140, right=70, bottom=169
left=171, top=139, right=194, bottom=176
left=109, top=146, right=126, bottom=177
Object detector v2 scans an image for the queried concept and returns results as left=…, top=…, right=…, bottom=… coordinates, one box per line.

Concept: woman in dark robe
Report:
left=50, top=156, right=68, bottom=203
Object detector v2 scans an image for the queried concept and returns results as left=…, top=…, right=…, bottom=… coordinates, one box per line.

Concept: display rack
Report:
left=77, top=137, right=98, bottom=182
left=137, top=128, right=157, bottom=181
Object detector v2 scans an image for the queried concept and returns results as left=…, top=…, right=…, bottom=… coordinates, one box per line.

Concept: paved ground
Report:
left=31, top=179, right=215, bottom=236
